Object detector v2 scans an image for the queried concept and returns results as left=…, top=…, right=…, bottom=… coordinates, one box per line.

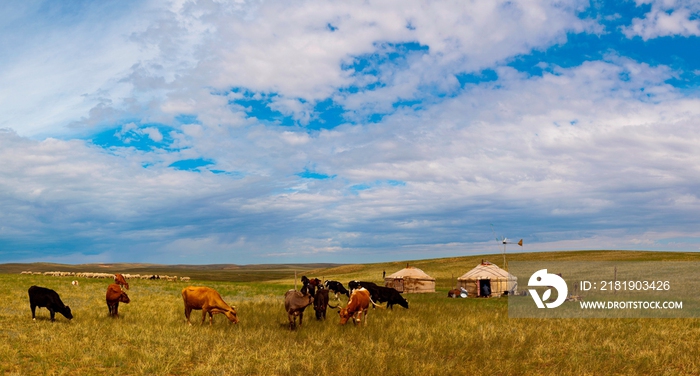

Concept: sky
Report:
left=1, top=0, right=699, bottom=265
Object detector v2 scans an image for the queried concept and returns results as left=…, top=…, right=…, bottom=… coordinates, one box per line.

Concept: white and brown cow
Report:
left=331, top=287, right=371, bottom=325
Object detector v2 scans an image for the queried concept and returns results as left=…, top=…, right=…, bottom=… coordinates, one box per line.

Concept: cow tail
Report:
left=369, top=296, right=387, bottom=310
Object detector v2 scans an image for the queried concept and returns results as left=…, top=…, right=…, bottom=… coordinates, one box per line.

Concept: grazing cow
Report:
left=106, top=283, right=130, bottom=317
left=348, top=280, right=378, bottom=294
left=114, top=273, right=129, bottom=290
left=331, top=287, right=371, bottom=325
left=448, top=288, right=461, bottom=298
left=313, top=288, right=329, bottom=320
left=348, top=281, right=380, bottom=307
left=182, top=286, right=238, bottom=325
left=71, top=280, right=79, bottom=286
left=324, top=280, right=350, bottom=298
left=28, top=286, right=73, bottom=322
left=349, top=281, right=407, bottom=309
left=284, top=289, right=314, bottom=330
left=372, top=286, right=408, bottom=309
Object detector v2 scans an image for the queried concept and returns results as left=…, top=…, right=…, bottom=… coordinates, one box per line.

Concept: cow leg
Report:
left=201, top=309, right=207, bottom=325
left=298, top=311, right=303, bottom=327
left=114, top=302, right=119, bottom=317
left=49, top=309, right=55, bottom=322
left=31, top=304, right=37, bottom=321
left=208, top=311, right=214, bottom=326
left=288, top=312, right=295, bottom=330
left=184, top=306, right=193, bottom=325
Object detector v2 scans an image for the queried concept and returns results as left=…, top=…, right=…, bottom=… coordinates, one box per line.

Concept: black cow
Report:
left=348, top=280, right=378, bottom=294
left=313, top=288, right=329, bottom=320
left=300, top=276, right=314, bottom=296
left=324, top=280, right=350, bottom=298
left=348, top=281, right=408, bottom=309
left=372, top=286, right=409, bottom=309
left=348, top=281, right=379, bottom=307
left=28, top=286, right=73, bottom=322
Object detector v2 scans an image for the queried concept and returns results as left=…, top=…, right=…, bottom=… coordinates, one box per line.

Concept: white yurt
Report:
left=384, top=266, right=435, bottom=293
left=457, top=260, right=517, bottom=297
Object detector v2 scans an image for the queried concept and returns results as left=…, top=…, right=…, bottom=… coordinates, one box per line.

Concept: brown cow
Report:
left=333, top=287, right=371, bottom=325
left=313, top=288, right=329, bottom=320
left=181, top=286, right=238, bottom=325
left=284, top=289, right=313, bottom=330
left=114, top=274, right=129, bottom=290
left=106, top=283, right=130, bottom=317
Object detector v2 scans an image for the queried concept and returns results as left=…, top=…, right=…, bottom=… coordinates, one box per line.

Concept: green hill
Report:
left=4, top=250, right=699, bottom=285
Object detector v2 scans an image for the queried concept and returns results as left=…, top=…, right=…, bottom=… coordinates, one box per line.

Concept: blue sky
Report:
left=1, top=0, right=700, bottom=264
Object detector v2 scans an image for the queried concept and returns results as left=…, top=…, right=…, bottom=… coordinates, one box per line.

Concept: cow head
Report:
left=119, top=292, right=131, bottom=304
left=224, top=306, right=239, bottom=324
left=338, top=307, right=352, bottom=325
left=62, top=306, right=73, bottom=320
left=329, top=301, right=354, bottom=325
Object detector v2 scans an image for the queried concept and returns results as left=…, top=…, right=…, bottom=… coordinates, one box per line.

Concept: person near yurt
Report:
left=384, top=265, right=435, bottom=293
left=457, top=260, right=517, bottom=297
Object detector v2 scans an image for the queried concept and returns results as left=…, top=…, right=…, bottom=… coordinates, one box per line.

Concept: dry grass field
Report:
left=1, top=250, right=699, bottom=375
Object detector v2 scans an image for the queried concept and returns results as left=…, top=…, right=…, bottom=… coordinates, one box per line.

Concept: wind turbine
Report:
left=491, top=224, right=523, bottom=271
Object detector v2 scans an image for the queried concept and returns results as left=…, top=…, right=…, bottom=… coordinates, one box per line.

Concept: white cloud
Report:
left=2, top=0, right=595, bottom=137
left=0, top=1, right=157, bottom=137
left=623, top=0, right=700, bottom=40
left=140, top=127, right=163, bottom=142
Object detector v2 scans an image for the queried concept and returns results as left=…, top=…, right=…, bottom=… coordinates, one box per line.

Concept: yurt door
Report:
left=479, top=279, right=492, bottom=297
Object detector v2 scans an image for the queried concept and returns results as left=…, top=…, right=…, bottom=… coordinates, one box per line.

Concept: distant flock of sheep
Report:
left=20, top=271, right=190, bottom=282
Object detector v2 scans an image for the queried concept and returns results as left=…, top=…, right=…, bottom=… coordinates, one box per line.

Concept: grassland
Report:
left=1, top=250, right=699, bottom=375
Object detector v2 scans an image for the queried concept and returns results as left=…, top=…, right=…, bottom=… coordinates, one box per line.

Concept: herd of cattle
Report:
left=23, top=273, right=409, bottom=330
left=283, top=276, right=409, bottom=329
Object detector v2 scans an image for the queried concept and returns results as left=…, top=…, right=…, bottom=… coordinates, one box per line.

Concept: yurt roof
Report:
left=457, top=260, right=516, bottom=280
left=386, top=266, right=435, bottom=281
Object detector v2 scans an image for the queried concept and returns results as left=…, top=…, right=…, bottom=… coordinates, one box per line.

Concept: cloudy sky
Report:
left=1, top=0, right=699, bottom=265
